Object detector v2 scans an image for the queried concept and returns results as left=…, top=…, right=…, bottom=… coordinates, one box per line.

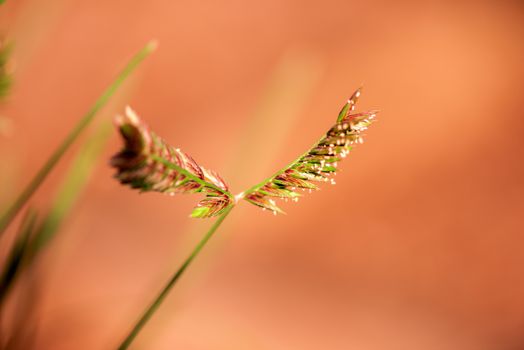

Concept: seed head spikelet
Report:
left=111, top=107, right=232, bottom=218
left=241, top=88, right=377, bottom=214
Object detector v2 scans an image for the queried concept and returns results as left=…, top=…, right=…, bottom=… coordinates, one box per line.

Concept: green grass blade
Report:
left=0, top=208, right=37, bottom=303
left=0, top=40, right=157, bottom=236
left=0, top=123, right=111, bottom=304
left=32, top=122, right=112, bottom=251
left=0, top=41, right=11, bottom=100
left=117, top=205, right=235, bottom=350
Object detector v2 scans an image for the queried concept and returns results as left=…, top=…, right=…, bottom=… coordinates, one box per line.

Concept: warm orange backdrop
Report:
left=1, top=0, right=523, bottom=349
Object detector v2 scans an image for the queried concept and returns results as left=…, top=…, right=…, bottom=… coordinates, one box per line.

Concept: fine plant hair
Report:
left=112, top=87, right=377, bottom=349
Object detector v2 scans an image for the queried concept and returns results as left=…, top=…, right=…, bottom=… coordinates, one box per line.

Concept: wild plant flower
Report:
left=111, top=107, right=233, bottom=218
left=240, top=88, right=377, bottom=214
left=114, top=88, right=377, bottom=349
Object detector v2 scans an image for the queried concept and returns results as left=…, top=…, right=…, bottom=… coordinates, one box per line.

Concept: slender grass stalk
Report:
left=32, top=122, right=112, bottom=251
left=0, top=41, right=11, bottom=101
left=0, top=208, right=37, bottom=304
left=0, top=40, right=157, bottom=236
left=0, top=123, right=111, bottom=305
left=117, top=204, right=234, bottom=350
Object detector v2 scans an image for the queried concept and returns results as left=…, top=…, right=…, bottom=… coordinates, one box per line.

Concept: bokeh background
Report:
left=1, top=0, right=524, bottom=349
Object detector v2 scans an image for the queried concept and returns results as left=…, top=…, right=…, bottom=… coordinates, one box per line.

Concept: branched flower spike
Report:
left=241, top=88, right=377, bottom=215
left=111, top=107, right=233, bottom=218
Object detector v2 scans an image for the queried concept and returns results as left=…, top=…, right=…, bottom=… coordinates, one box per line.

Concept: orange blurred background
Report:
left=1, top=0, right=524, bottom=349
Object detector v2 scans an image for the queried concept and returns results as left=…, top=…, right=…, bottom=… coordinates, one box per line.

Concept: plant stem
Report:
left=118, top=204, right=234, bottom=350
left=0, top=123, right=113, bottom=306
left=0, top=208, right=37, bottom=304
left=151, top=154, right=234, bottom=200
left=0, top=40, right=157, bottom=236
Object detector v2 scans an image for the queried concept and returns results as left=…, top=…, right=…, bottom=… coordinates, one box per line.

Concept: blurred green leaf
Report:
left=0, top=208, right=37, bottom=303
left=0, top=40, right=156, bottom=235
left=0, top=41, right=11, bottom=100
left=32, top=122, right=111, bottom=251
left=0, top=123, right=110, bottom=304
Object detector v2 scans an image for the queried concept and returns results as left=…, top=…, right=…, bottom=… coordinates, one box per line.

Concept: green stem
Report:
left=151, top=155, right=234, bottom=200
left=0, top=208, right=37, bottom=304
left=118, top=204, right=234, bottom=350
left=0, top=40, right=157, bottom=236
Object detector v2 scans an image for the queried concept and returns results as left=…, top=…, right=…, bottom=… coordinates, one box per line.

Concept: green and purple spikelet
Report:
left=240, top=88, right=377, bottom=214
left=111, top=107, right=232, bottom=218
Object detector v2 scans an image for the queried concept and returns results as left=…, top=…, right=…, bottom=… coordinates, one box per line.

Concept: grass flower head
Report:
left=111, top=107, right=233, bottom=218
